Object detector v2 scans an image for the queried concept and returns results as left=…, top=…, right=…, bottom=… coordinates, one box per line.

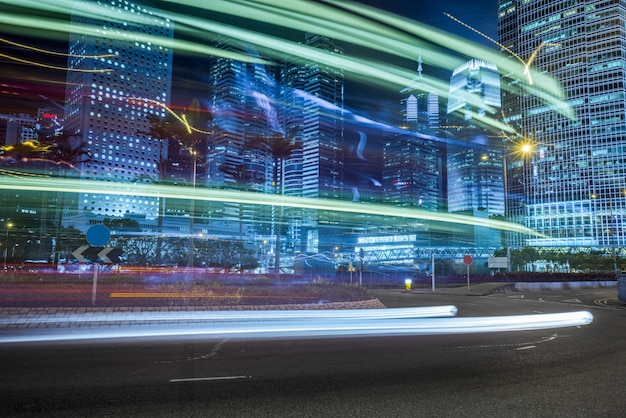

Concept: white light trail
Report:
left=1, top=310, right=593, bottom=344
left=0, top=306, right=459, bottom=326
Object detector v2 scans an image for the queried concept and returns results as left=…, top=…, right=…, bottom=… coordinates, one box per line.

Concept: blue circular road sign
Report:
left=86, top=224, right=111, bottom=246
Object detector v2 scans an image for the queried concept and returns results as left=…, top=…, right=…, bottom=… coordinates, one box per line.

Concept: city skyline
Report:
left=5, top=0, right=617, bottom=265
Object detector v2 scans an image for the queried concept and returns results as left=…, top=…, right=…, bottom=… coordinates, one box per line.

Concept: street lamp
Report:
left=591, top=192, right=621, bottom=275
left=188, top=148, right=197, bottom=268
left=502, top=140, right=535, bottom=217
left=502, top=141, right=536, bottom=272
left=4, top=222, right=13, bottom=269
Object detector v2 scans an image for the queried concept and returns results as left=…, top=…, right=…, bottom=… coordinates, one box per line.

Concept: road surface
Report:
left=1, top=287, right=624, bottom=417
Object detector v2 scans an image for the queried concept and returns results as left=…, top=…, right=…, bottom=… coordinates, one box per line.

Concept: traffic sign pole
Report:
left=431, top=252, right=435, bottom=292
left=463, top=255, right=473, bottom=293
left=92, top=263, right=98, bottom=307
left=85, top=225, right=110, bottom=308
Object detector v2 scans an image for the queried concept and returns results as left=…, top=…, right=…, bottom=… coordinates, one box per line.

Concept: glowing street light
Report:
left=502, top=141, right=540, bottom=271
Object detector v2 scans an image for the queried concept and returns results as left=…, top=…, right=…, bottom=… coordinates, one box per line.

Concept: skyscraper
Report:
left=401, top=56, right=440, bottom=133
left=446, top=59, right=504, bottom=217
left=206, top=36, right=288, bottom=252
left=498, top=0, right=626, bottom=251
left=290, top=34, right=344, bottom=253
left=63, top=0, right=173, bottom=219
left=383, top=56, right=440, bottom=212
left=299, top=34, right=344, bottom=202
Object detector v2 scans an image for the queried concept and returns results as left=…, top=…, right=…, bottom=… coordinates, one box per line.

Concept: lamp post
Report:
left=502, top=140, right=536, bottom=272
left=502, top=143, right=533, bottom=221
left=592, top=192, right=620, bottom=275
left=610, top=198, right=618, bottom=275
left=4, top=222, right=13, bottom=269
left=502, top=155, right=511, bottom=272
left=188, top=148, right=197, bottom=269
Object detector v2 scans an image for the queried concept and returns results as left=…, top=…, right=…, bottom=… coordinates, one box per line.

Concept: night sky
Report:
left=357, top=0, right=498, bottom=47
left=0, top=1, right=500, bottom=116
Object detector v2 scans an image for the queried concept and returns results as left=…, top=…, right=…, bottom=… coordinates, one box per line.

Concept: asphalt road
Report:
left=1, top=288, right=625, bottom=417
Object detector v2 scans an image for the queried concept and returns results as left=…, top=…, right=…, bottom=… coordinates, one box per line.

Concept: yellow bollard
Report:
left=405, top=278, right=412, bottom=292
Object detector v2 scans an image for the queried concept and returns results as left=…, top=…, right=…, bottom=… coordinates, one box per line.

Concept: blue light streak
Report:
left=1, top=309, right=593, bottom=344
left=1, top=306, right=459, bottom=326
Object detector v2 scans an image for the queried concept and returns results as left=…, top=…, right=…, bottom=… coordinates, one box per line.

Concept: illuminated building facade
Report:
left=498, top=0, right=626, bottom=250
left=63, top=0, right=173, bottom=219
left=206, top=38, right=268, bottom=234
left=299, top=34, right=344, bottom=202
left=446, top=59, right=504, bottom=217
left=0, top=113, right=37, bottom=147
left=290, top=34, right=345, bottom=253
left=384, top=56, right=440, bottom=212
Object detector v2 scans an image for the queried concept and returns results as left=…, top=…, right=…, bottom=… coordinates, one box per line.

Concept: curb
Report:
left=0, top=298, right=385, bottom=314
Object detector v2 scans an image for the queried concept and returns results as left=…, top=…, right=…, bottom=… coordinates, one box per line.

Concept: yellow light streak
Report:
left=0, top=52, right=114, bottom=73
left=444, top=13, right=525, bottom=65
left=444, top=13, right=562, bottom=88
left=128, top=97, right=212, bottom=135
left=181, top=114, right=193, bottom=135
left=523, top=42, right=561, bottom=85
left=0, top=36, right=115, bottom=59
left=0, top=139, right=53, bottom=153
left=0, top=5, right=270, bottom=65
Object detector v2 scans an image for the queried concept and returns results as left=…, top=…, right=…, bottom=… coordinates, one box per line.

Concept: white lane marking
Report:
left=156, top=339, right=228, bottom=364
left=515, top=345, right=537, bottom=351
left=457, top=335, right=557, bottom=350
left=170, top=375, right=249, bottom=383
left=562, top=299, right=582, bottom=303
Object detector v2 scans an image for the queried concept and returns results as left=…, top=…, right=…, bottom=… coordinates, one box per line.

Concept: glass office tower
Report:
left=447, top=59, right=504, bottom=217
left=445, top=59, right=504, bottom=248
left=64, top=0, right=173, bottom=219
left=498, top=0, right=626, bottom=252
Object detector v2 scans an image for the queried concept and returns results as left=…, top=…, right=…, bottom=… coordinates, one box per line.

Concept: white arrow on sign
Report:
left=71, top=245, right=90, bottom=263
left=97, top=247, right=118, bottom=264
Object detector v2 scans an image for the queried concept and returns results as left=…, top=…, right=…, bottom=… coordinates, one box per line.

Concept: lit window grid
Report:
left=499, top=0, right=626, bottom=249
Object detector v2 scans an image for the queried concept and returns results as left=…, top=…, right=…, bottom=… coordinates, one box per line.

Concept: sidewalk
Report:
left=401, top=280, right=617, bottom=296
left=387, top=282, right=516, bottom=296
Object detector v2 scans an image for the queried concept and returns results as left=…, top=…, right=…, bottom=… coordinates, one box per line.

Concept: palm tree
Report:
left=49, top=140, right=90, bottom=179
left=243, top=130, right=300, bottom=275
left=141, top=100, right=213, bottom=267
left=138, top=113, right=179, bottom=265
left=177, top=99, right=211, bottom=268
left=48, top=135, right=90, bottom=267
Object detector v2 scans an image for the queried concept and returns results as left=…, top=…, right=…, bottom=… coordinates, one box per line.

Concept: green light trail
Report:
left=0, top=0, right=574, bottom=133
left=0, top=176, right=542, bottom=237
